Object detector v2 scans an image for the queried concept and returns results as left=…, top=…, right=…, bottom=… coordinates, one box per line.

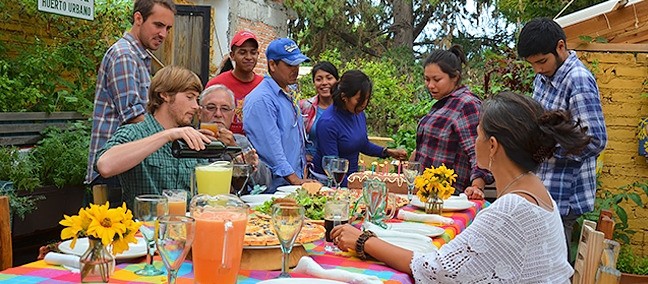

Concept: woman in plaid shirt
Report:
left=414, top=45, right=492, bottom=199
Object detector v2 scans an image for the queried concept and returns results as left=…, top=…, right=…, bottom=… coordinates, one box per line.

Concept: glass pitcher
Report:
left=190, top=194, right=248, bottom=284
left=362, top=178, right=388, bottom=228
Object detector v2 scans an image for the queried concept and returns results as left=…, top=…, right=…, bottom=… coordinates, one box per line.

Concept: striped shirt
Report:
left=86, top=33, right=151, bottom=184
left=415, top=86, right=493, bottom=192
left=532, top=51, right=608, bottom=216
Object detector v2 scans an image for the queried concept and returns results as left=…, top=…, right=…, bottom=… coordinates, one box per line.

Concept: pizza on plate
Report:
left=244, top=214, right=326, bottom=247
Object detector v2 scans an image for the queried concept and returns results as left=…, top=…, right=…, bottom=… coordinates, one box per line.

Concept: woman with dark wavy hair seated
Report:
left=331, top=91, right=586, bottom=283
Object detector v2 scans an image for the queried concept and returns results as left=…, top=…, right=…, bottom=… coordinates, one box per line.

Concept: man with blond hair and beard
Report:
left=95, top=66, right=215, bottom=208
left=87, top=0, right=176, bottom=206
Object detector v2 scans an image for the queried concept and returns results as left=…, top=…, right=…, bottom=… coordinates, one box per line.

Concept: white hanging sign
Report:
left=38, top=0, right=94, bottom=21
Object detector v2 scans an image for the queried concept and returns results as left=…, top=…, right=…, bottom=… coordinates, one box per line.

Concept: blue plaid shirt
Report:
left=86, top=33, right=152, bottom=184
left=533, top=51, right=607, bottom=216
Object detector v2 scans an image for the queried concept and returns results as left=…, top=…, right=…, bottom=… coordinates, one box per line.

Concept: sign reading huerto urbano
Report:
left=38, top=0, right=94, bottom=21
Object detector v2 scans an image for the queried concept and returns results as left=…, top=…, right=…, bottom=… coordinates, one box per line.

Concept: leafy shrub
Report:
left=0, top=147, right=43, bottom=220
left=617, top=245, right=648, bottom=275
left=31, top=121, right=91, bottom=188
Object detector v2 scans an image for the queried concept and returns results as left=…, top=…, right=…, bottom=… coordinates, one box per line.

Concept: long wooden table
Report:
left=0, top=200, right=487, bottom=283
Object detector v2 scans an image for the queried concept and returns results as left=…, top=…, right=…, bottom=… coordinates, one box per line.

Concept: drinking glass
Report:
left=362, top=179, right=388, bottom=227
left=324, top=199, right=349, bottom=252
left=321, top=155, right=338, bottom=187
left=199, top=122, right=219, bottom=135
left=330, top=158, right=349, bottom=190
left=134, top=194, right=168, bottom=276
left=271, top=204, right=305, bottom=278
left=231, top=164, right=251, bottom=196
left=156, top=215, right=195, bottom=284
left=402, top=161, right=422, bottom=202
left=162, top=189, right=187, bottom=215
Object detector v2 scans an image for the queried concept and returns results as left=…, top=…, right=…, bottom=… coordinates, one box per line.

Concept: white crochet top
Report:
left=410, top=193, right=574, bottom=283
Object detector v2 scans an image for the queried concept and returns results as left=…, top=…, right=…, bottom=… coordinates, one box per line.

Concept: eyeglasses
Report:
left=202, top=104, right=233, bottom=114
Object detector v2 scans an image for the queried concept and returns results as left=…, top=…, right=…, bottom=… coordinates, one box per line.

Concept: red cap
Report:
left=230, top=31, right=258, bottom=49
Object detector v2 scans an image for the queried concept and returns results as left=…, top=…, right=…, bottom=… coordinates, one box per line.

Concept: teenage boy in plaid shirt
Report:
left=517, top=18, right=608, bottom=259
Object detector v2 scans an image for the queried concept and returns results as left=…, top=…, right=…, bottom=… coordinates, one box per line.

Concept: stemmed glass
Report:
left=321, top=155, right=338, bottom=187
left=156, top=215, right=195, bottom=284
left=231, top=164, right=251, bottom=196
left=324, top=199, right=349, bottom=252
left=134, top=194, right=168, bottom=276
left=402, top=161, right=422, bottom=202
left=271, top=204, right=305, bottom=278
left=330, top=158, right=349, bottom=190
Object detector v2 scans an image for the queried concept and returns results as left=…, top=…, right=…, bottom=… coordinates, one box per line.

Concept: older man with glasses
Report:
left=199, top=84, right=272, bottom=191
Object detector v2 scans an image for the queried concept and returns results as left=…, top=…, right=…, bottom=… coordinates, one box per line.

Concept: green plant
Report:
left=30, top=121, right=91, bottom=188
left=617, top=244, right=648, bottom=275
left=0, top=147, right=43, bottom=220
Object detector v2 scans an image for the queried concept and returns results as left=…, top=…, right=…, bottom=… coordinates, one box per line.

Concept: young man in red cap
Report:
left=205, top=30, right=263, bottom=134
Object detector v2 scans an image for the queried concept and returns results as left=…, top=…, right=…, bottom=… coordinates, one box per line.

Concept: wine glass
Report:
left=321, top=155, right=338, bottom=187
left=402, top=161, right=422, bottom=202
left=156, top=215, right=195, bottom=284
left=134, top=194, right=168, bottom=276
left=324, top=199, right=349, bottom=252
left=271, top=204, right=305, bottom=278
left=231, top=163, right=251, bottom=196
left=330, top=158, right=349, bottom=190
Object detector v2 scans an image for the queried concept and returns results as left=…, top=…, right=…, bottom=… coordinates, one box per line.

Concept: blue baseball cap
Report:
left=266, top=38, right=310, bottom=66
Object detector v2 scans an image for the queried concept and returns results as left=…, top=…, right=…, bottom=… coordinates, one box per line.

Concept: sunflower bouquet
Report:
left=60, top=202, right=141, bottom=255
left=414, top=164, right=457, bottom=203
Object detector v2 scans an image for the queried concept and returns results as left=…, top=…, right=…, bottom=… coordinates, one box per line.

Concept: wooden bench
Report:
left=0, top=112, right=86, bottom=147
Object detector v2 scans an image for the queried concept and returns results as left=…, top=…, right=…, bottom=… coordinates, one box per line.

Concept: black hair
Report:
left=332, top=70, right=372, bottom=113
left=311, top=61, right=339, bottom=82
left=218, top=55, right=234, bottom=75
left=517, top=17, right=566, bottom=58
left=132, top=0, right=176, bottom=24
left=480, top=91, right=591, bottom=172
left=423, top=44, right=467, bottom=84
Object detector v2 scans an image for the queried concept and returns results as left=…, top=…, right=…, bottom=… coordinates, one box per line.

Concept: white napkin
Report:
left=397, top=210, right=454, bottom=224
left=293, top=256, right=382, bottom=284
left=363, top=222, right=437, bottom=253
left=44, top=253, right=80, bottom=272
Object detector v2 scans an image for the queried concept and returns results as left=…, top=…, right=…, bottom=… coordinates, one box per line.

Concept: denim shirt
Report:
left=243, top=76, right=306, bottom=192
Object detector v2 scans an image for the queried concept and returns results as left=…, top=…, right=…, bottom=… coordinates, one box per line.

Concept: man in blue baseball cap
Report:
left=243, top=38, right=313, bottom=192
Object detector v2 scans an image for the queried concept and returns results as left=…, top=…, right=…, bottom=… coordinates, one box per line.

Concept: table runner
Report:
left=0, top=199, right=487, bottom=283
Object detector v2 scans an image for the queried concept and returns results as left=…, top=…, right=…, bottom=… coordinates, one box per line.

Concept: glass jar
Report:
left=79, top=237, right=115, bottom=283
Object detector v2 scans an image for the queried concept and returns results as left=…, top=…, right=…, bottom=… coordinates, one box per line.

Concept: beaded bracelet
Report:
left=355, top=230, right=376, bottom=260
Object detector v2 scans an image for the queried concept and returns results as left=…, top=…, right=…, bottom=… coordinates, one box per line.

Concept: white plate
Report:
left=241, top=194, right=276, bottom=205
left=58, top=237, right=147, bottom=260
left=258, top=279, right=346, bottom=284
left=387, top=222, right=445, bottom=237
left=276, top=185, right=301, bottom=193
left=411, top=196, right=475, bottom=211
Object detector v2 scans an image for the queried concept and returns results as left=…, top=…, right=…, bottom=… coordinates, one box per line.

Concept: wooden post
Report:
left=0, top=196, right=12, bottom=270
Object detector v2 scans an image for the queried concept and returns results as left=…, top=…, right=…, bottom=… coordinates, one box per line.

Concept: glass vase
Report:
left=425, top=196, right=443, bottom=215
left=79, top=237, right=115, bottom=283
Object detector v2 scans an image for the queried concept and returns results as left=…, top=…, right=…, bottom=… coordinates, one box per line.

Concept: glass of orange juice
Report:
left=163, top=189, right=187, bottom=215
left=200, top=122, right=219, bottom=135
left=191, top=194, right=248, bottom=284
left=193, top=162, right=233, bottom=196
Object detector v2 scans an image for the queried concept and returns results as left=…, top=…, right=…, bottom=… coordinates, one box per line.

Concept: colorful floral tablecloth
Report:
left=0, top=199, right=487, bottom=283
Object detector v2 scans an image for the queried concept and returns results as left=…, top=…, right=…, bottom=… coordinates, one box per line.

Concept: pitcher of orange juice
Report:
left=190, top=194, right=248, bottom=284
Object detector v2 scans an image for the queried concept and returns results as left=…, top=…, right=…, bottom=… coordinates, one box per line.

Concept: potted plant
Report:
left=637, top=117, right=648, bottom=157
left=577, top=181, right=648, bottom=282
left=0, top=146, right=43, bottom=223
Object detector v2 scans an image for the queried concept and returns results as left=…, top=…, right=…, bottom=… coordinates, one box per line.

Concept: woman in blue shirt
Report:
left=313, top=70, right=407, bottom=186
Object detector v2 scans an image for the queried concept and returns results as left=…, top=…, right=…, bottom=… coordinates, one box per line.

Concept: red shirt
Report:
left=205, top=71, right=263, bottom=134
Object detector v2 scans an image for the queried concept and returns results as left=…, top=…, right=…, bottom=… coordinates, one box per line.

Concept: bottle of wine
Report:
left=171, top=140, right=241, bottom=159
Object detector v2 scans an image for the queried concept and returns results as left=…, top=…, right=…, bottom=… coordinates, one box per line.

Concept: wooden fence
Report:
left=0, top=112, right=86, bottom=147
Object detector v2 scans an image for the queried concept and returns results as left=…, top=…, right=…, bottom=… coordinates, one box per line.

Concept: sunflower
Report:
left=86, top=202, right=128, bottom=246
